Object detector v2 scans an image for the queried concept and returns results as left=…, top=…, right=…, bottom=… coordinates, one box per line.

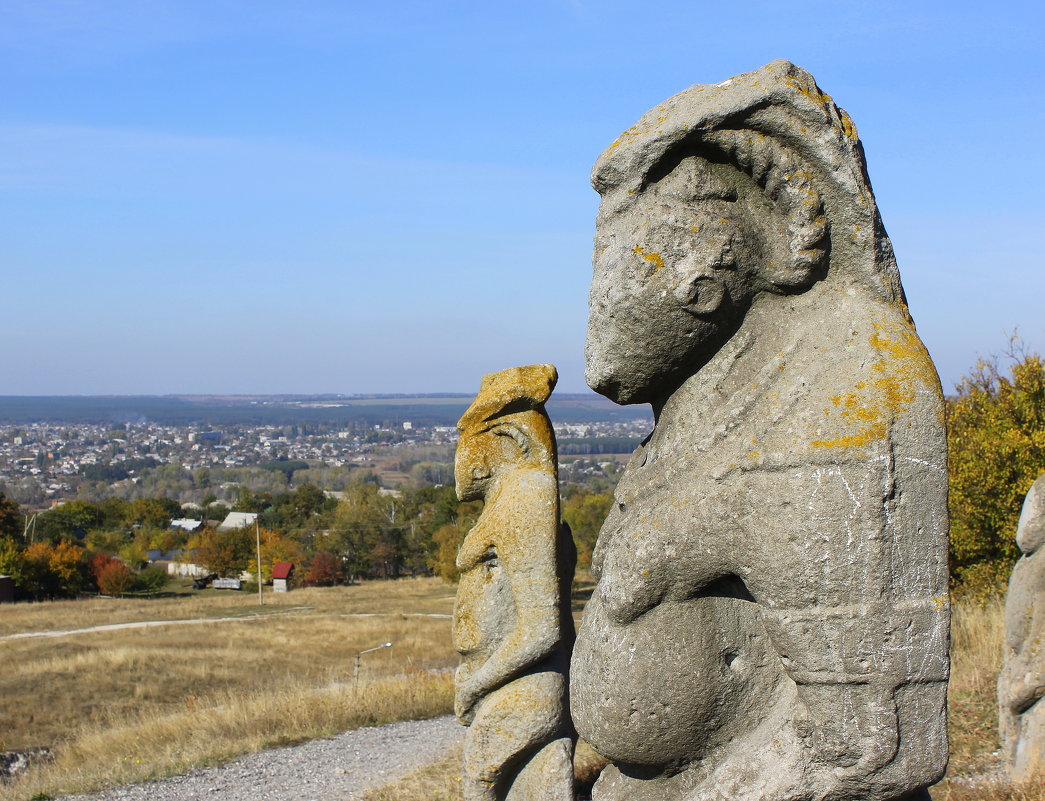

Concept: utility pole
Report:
left=255, top=518, right=263, bottom=605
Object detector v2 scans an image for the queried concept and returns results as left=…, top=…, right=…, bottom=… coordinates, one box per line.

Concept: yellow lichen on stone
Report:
left=839, top=109, right=858, bottom=139
left=633, top=245, right=664, bottom=270
left=810, top=317, right=935, bottom=451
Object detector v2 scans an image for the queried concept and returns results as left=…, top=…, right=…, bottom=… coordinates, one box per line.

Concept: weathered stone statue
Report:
left=571, top=60, right=950, bottom=801
left=999, top=473, right=1045, bottom=782
left=453, top=364, right=577, bottom=801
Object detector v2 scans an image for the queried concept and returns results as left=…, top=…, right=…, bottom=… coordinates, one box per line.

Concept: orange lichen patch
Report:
left=633, top=246, right=664, bottom=271
left=811, top=423, right=887, bottom=451
left=810, top=317, right=936, bottom=451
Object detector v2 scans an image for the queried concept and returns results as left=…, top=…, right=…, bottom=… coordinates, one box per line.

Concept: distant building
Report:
left=272, top=562, right=294, bottom=593
left=147, top=549, right=209, bottom=578
left=169, top=518, right=202, bottom=532
left=217, top=511, right=258, bottom=531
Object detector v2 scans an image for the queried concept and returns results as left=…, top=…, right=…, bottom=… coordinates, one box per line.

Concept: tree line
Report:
left=0, top=343, right=1042, bottom=601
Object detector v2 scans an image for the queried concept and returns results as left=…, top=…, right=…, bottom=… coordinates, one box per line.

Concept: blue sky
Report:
left=2, top=0, right=1042, bottom=396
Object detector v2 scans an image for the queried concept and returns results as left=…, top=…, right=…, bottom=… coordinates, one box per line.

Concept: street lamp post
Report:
left=354, top=641, right=393, bottom=683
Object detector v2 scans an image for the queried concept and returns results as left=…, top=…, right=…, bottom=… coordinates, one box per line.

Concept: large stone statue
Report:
left=453, top=364, right=577, bottom=801
left=999, top=473, right=1045, bottom=782
left=571, top=60, right=950, bottom=801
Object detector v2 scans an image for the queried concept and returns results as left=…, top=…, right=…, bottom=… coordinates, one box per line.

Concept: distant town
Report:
left=0, top=394, right=652, bottom=510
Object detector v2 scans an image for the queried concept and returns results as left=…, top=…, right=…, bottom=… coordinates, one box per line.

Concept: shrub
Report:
left=89, top=552, right=119, bottom=587
left=130, top=565, right=169, bottom=594
left=948, top=343, right=1045, bottom=595
left=305, top=552, right=341, bottom=586
left=97, top=560, right=133, bottom=596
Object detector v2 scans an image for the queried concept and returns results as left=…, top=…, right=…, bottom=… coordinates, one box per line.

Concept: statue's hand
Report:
left=456, top=682, right=482, bottom=724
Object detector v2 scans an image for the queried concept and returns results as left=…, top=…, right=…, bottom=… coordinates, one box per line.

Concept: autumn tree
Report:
left=97, top=560, right=133, bottom=595
left=948, top=343, right=1045, bottom=593
left=430, top=519, right=469, bottom=582
left=89, top=552, right=120, bottom=588
left=305, top=552, right=342, bottom=586
left=191, top=526, right=254, bottom=577
left=259, top=528, right=304, bottom=582
left=19, top=541, right=86, bottom=598
left=49, top=540, right=88, bottom=595
left=562, top=489, right=614, bottom=568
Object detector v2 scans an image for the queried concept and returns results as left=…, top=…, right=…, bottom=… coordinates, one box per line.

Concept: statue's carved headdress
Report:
left=593, top=59, right=906, bottom=308
left=457, top=363, right=558, bottom=466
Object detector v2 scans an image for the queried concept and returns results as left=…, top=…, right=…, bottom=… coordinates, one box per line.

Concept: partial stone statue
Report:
left=571, top=60, right=950, bottom=801
left=999, top=473, right=1045, bottom=782
left=453, top=364, right=577, bottom=801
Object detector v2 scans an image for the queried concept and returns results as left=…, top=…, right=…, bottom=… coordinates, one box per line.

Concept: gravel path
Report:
left=58, top=716, right=465, bottom=801
left=1, top=611, right=450, bottom=643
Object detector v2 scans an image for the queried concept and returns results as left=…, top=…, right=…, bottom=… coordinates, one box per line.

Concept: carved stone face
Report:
left=584, top=154, right=785, bottom=405
left=454, top=423, right=515, bottom=501
left=454, top=414, right=554, bottom=501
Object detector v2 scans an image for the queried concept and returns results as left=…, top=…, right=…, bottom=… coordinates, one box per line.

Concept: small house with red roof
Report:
left=272, top=562, right=294, bottom=593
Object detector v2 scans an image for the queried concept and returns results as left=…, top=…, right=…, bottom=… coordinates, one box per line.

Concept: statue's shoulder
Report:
left=746, top=291, right=945, bottom=465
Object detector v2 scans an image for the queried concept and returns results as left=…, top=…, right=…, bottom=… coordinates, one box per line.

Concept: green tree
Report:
left=35, top=500, right=103, bottom=542
left=96, top=497, right=132, bottom=530
left=0, top=492, right=21, bottom=540
left=191, top=526, right=255, bottom=577
left=948, top=344, right=1045, bottom=593
left=128, top=497, right=180, bottom=529
left=562, top=490, right=614, bottom=568
left=0, top=537, right=25, bottom=587
left=262, top=484, right=334, bottom=532
left=85, top=527, right=131, bottom=554
left=330, top=484, right=392, bottom=577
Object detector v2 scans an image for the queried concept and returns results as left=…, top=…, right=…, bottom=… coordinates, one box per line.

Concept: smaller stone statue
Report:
left=453, top=363, right=577, bottom=801
left=999, top=473, right=1045, bottom=782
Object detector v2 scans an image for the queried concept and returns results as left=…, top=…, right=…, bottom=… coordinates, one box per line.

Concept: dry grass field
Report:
left=3, top=581, right=1043, bottom=801
left=0, top=578, right=457, bottom=800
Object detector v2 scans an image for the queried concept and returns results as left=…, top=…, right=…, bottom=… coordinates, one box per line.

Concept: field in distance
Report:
left=0, top=393, right=652, bottom=426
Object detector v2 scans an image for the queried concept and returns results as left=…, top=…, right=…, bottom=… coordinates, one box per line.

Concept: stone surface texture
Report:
left=453, top=364, right=577, bottom=801
left=572, top=60, right=950, bottom=801
left=999, top=473, right=1045, bottom=782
